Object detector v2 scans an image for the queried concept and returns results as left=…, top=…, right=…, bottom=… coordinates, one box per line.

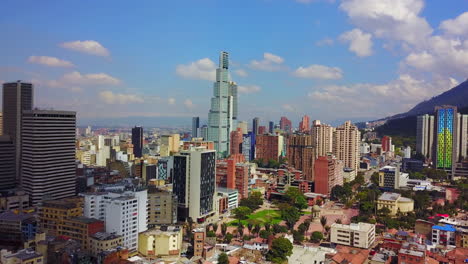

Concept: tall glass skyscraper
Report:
left=435, top=106, right=456, bottom=169
left=207, top=51, right=238, bottom=158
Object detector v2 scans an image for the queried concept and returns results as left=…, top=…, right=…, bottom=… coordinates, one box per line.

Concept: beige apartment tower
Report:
left=311, top=121, right=334, bottom=157
left=333, top=121, right=360, bottom=172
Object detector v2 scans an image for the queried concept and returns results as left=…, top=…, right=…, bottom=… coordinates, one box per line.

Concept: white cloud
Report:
left=99, top=91, right=144, bottom=104
left=264, top=52, right=284, bottom=64
left=293, top=64, right=343, bottom=79
left=168, top=98, right=176, bottom=105
left=339, top=0, right=432, bottom=46
left=403, top=36, right=468, bottom=77
left=339, top=28, right=373, bottom=57
left=440, top=12, right=468, bottom=36
left=238, top=85, right=261, bottom=94
left=60, top=40, right=110, bottom=57
left=176, top=58, right=216, bottom=81
left=28, top=56, right=74, bottom=67
left=324, top=85, right=356, bottom=94
left=282, top=104, right=295, bottom=112
left=48, top=71, right=121, bottom=88
left=315, top=37, right=334, bottom=46
left=184, top=99, right=194, bottom=108
left=308, top=91, right=345, bottom=102
left=235, top=69, right=248, bottom=77
left=249, top=52, right=285, bottom=71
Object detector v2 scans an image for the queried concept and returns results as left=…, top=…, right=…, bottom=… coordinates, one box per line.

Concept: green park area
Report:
left=228, top=209, right=282, bottom=226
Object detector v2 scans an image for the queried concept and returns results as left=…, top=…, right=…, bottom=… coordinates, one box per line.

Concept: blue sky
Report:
left=1, top=0, right=467, bottom=126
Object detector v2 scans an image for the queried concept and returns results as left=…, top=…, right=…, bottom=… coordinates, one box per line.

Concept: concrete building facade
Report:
left=330, top=222, right=376, bottom=249
left=21, top=110, right=76, bottom=204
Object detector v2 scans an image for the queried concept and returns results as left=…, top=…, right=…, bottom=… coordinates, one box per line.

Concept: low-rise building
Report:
left=377, top=192, right=414, bottom=216
left=432, top=224, right=456, bottom=246
left=0, top=210, right=37, bottom=248
left=0, top=249, right=43, bottom=264
left=89, top=232, right=123, bottom=256
left=217, top=187, right=238, bottom=209
left=330, top=222, right=375, bottom=249
left=58, top=216, right=104, bottom=250
left=397, top=242, right=425, bottom=264
left=138, top=226, right=183, bottom=257
left=38, top=197, right=83, bottom=236
left=243, top=237, right=269, bottom=251
left=0, top=191, right=30, bottom=213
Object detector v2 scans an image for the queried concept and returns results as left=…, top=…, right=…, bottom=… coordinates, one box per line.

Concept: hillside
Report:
left=388, top=79, right=468, bottom=120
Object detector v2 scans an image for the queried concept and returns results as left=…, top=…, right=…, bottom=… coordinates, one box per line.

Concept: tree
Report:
left=331, top=185, right=352, bottom=203
left=221, top=223, right=227, bottom=237
left=213, top=223, right=219, bottom=233
left=218, top=253, right=229, bottom=264
left=224, top=232, right=233, bottom=243
left=335, top=218, right=342, bottom=224
left=266, top=237, right=293, bottom=263
left=260, top=230, right=272, bottom=239
left=264, top=222, right=271, bottom=232
left=285, top=187, right=308, bottom=211
left=310, top=231, right=323, bottom=243
left=247, top=223, right=253, bottom=235
left=253, top=224, right=261, bottom=237
left=378, top=207, right=391, bottom=217
left=239, top=191, right=264, bottom=211
left=353, top=173, right=365, bottom=185
left=233, top=206, right=252, bottom=224
left=298, top=223, right=308, bottom=234
left=237, top=223, right=244, bottom=238
left=279, top=204, right=300, bottom=229
left=370, top=172, right=380, bottom=185
left=206, top=230, right=216, bottom=237
left=320, top=216, right=327, bottom=232
left=292, top=230, right=304, bottom=243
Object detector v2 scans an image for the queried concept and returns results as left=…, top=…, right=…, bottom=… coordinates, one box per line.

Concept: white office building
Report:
left=80, top=189, right=148, bottom=252
left=330, top=222, right=375, bottom=249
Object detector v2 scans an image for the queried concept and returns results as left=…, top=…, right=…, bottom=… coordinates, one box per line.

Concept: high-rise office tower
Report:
left=299, top=115, right=310, bottom=132
left=311, top=121, right=334, bottom=157
left=434, top=106, right=457, bottom=170
left=416, top=114, right=435, bottom=159
left=333, top=121, right=360, bottom=173
left=131, top=126, right=143, bottom=158
left=0, top=135, right=15, bottom=190
left=269, top=121, right=274, bottom=134
left=252, top=117, right=260, bottom=135
left=417, top=107, right=468, bottom=178
left=280, top=116, right=292, bottom=133
left=237, top=121, right=248, bottom=134
left=0, top=112, right=3, bottom=135
left=2, top=81, right=33, bottom=182
left=287, top=134, right=315, bottom=181
left=173, top=147, right=216, bottom=222
left=207, top=51, right=238, bottom=158
left=192, top=117, right=200, bottom=138
left=21, top=110, right=76, bottom=205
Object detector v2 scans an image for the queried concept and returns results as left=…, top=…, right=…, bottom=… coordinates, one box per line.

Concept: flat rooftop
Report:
left=379, top=192, right=401, bottom=201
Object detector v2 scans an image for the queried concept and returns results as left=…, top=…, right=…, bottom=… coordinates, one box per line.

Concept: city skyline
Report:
left=1, top=1, right=467, bottom=126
